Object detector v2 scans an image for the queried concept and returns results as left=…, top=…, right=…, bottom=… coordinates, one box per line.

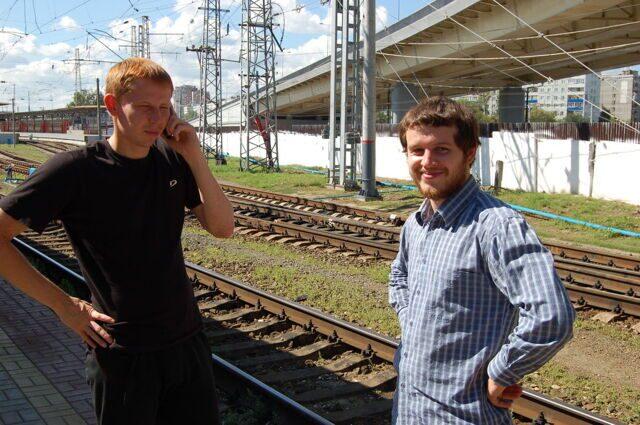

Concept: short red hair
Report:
left=105, top=57, right=173, bottom=99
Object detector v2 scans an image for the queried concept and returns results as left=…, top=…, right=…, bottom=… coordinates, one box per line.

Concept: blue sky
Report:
left=1, top=1, right=636, bottom=113
left=0, top=0, right=424, bottom=111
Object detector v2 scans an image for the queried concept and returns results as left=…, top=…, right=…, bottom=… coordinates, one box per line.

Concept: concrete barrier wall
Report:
left=181, top=131, right=640, bottom=206
left=477, top=132, right=640, bottom=205
left=0, top=133, right=17, bottom=144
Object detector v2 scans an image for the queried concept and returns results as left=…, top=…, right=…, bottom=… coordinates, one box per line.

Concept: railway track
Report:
left=24, top=139, right=76, bottom=154
left=11, top=220, right=624, bottom=425
left=0, top=149, right=39, bottom=175
left=221, top=185, right=640, bottom=319
left=2, top=152, right=639, bottom=318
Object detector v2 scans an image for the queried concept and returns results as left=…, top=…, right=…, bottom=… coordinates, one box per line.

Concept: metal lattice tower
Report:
left=187, top=1, right=226, bottom=164
left=239, top=0, right=280, bottom=172
left=130, top=25, right=138, bottom=56
left=73, top=48, right=82, bottom=92
left=140, top=16, right=151, bottom=58
left=130, top=17, right=151, bottom=58
left=328, top=0, right=361, bottom=189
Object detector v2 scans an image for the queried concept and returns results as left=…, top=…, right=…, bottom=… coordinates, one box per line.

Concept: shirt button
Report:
left=400, top=383, right=406, bottom=389
left=416, top=290, right=421, bottom=295
left=403, top=352, right=408, bottom=357
left=409, top=321, right=414, bottom=326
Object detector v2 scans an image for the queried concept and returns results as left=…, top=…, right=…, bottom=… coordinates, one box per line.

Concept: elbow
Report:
left=552, top=309, right=575, bottom=346
left=208, top=222, right=234, bottom=238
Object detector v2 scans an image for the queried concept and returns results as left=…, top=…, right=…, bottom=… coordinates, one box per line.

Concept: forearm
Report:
left=185, top=154, right=234, bottom=237
left=487, top=273, right=575, bottom=386
left=0, top=240, right=71, bottom=314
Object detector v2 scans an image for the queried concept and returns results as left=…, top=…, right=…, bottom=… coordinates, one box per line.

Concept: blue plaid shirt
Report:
left=389, top=177, right=575, bottom=424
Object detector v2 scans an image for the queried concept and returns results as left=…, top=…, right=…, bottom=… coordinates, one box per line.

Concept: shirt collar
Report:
left=415, top=176, right=479, bottom=227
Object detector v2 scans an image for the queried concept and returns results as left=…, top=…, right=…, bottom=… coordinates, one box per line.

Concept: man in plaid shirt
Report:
left=389, top=97, right=575, bottom=424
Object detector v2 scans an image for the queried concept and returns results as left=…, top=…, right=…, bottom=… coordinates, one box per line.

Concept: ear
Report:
left=466, top=145, right=478, bottom=167
left=104, top=94, right=118, bottom=117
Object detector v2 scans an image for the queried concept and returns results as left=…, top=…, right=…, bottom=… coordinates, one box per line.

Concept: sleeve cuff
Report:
left=487, top=354, right=521, bottom=387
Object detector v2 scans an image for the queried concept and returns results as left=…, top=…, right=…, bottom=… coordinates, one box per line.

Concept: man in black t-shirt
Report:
left=0, top=58, right=234, bottom=424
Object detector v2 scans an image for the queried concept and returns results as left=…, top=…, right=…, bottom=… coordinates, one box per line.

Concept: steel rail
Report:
left=546, top=240, right=640, bottom=272
left=233, top=212, right=399, bottom=260
left=229, top=195, right=401, bottom=240
left=230, top=206, right=640, bottom=314
left=223, top=184, right=640, bottom=272
left=12, top=234, right=624, bottom=425
left=221, top=182, right=403, bottom=225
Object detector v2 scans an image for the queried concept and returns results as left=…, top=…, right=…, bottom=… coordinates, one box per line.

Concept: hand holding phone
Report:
left=162, top=104, right=200, bottom=160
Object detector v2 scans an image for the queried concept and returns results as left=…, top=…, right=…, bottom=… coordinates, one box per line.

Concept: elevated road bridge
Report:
left=221, top=0, right=640, bottom=124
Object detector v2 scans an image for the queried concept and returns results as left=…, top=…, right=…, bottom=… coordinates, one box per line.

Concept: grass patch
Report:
left=574, top=318, right=640, bottom=351
left=182, top=226, right=399, bottom=336
left=250, top=264, right=399, bottom=336
left=211, top=157, right=328, bottom=195
left=0, top=142, right=53, bottom=164
left=524, top=362, right=640, bottom=424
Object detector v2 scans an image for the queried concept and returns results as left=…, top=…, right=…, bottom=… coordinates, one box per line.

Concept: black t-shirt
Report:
left=0, top=139, right=203, bottom=352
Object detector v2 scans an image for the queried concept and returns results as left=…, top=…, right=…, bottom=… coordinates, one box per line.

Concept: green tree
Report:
left=458, top=99, right=498, bottom=123
left=562, top=112, right=589, bottom=123
left=377, top=110, right=391, bottom=123
left=183, top=106, right=197, bottom=121
left=67, top=89, right=103, bottom=107
left=529, top=107, right=557, bottom=122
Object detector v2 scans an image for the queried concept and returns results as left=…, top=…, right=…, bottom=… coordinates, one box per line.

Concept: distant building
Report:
left=600, top=70, right=640, bottom=123
left=174, top=85, right=200, bottom=106
left=174, top=85, right=200, bottom=118
left=527, top=74, right=601, bottom=122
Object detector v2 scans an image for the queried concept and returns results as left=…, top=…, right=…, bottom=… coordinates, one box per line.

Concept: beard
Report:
left=412, top=159, right=470, bottom=201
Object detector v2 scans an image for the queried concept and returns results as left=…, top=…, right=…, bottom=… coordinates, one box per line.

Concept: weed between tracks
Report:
left=0, top=143, right=53, bottom=164
left=524, top=363, right=640, bottom=424
left=183, top=225, right=400, bottom=338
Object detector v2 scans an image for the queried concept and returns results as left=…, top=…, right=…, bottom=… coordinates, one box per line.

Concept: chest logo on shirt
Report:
left=169, top=179, right=178, bottom=188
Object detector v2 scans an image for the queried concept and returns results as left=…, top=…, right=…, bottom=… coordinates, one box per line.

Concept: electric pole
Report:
left=187, top=1, right=228, bottom=164
left=74, top=48, right=82, bottom=92
left=239, top=0, right=281, bottom=171
left=328, top=0, right=361, bottom=189
left=12, top=84, right=16, bottom=147
left=358, top=0, right=380, bottom=199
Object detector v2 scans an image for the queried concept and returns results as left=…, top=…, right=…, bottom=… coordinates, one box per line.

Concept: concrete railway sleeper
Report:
left=222, top=213, right=640, bottom=318
left=219, top=184, right=640, bottom=274
left=11, top=233, right=625, bottom=425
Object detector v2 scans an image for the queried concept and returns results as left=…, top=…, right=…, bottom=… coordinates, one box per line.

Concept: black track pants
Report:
left=85, top=331, right=220, bottom=425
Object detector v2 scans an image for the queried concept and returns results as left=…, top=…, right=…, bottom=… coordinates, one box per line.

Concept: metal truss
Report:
left=188, top=2, right=226, bottom=163
left=239, top=0, right=280, bottom=172
left=74, top=48, right=82, bottom=92
left=328, top=0, right=361, bottom=189
left=130, top=17, right=151, bottom=59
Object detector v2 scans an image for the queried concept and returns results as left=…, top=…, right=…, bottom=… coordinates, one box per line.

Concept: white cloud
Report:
left=273, top=0, right=330, bottom=35
left=58, top=16, right=80, bottom=31
left=39, top=42, right=72, bottom=57
left=277, top=34, right=330, bottom=76
left=376, top=6, right=389, bottom=30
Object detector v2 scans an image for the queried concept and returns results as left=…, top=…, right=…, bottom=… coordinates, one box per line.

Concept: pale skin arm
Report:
left=0, top=209, right=115, bottom=348
left=488, top=379, right=523, bottom=409
left=163, top=110, right=234, bottom=238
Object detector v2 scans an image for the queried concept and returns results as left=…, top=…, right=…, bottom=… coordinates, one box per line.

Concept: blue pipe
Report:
left=292, top=167, right=640, bottom=238
left=507, top=204, right=640, bottom=238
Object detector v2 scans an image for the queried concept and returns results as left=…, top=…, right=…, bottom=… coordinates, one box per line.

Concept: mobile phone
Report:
left=163, top=105, right=177, bottom=138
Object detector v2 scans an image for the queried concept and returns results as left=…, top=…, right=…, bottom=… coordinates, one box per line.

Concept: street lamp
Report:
left=0, top=80, right=16, bottom=147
